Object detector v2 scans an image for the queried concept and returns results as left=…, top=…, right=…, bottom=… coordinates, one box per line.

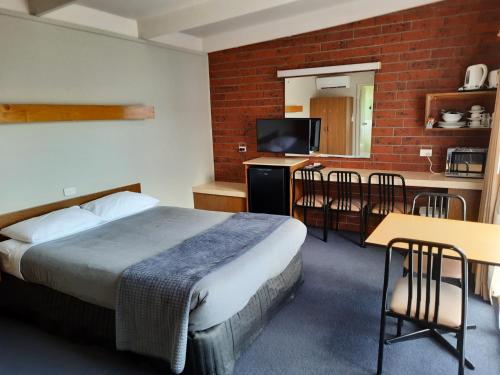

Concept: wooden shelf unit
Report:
left=424, top=90, right=496, bottom=130
left=0, top=104, right=155, bottom=124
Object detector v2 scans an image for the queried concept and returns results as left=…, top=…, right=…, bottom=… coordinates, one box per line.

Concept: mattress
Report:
left=0, top=206, right=306, bottom=332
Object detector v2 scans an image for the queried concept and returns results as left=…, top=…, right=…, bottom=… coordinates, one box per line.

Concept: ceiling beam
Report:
left=151, top=33, right=203, bottom=53
left=27, top=0, right=77, bottom=16
left=202, top=0, right=441, bottom=52
left=138, top=0, right=301, bottom=40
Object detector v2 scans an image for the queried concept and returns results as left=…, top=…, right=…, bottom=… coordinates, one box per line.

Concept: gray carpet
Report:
left=0, top=232, right=498, bottom=375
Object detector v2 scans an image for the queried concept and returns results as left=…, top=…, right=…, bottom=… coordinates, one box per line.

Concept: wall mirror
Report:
left=285, top=71, right=375, bottom=158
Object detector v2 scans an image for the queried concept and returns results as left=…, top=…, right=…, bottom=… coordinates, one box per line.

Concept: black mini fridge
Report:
left=247, top=166, right=289, bottom=215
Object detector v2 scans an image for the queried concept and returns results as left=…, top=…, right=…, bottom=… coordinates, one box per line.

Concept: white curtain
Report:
left=475, top=71, right=500, bottom=303
left=489, top=194, right=500, bottom=299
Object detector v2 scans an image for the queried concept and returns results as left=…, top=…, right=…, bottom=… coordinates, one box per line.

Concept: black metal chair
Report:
left=405, top=192, right=467, bottom=279
left=377, top=238, right=472, bottom=375
left=327, top=170, right=365, bottom=246
left=292, top=168, right=330, bottom=242
left=363, top=173, right=407, bottom=246
left=411, top=192, right=467, bottom=220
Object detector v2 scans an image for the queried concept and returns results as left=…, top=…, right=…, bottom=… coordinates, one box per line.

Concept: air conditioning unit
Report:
left=316, top=76, right=350, bottom=89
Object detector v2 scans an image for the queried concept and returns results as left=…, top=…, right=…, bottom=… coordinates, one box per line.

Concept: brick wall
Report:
left=209, top=0, right=500, bottom=183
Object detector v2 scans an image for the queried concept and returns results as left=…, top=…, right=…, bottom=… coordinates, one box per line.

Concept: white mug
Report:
left=469, top=120, right=481, bottom=127
left=488, top=69, right=499, bottom=88
left=481, top=113, right=491, bottom=127
left=471, top=105, right=485, bottom=111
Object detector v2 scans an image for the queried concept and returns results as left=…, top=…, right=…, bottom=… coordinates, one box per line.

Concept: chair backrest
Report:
left=411, top=192, right=467, bottom=221
left=292, top=168, right=326, bottom=208
left=382, top=238, right=468, bottom=328
left=327, top=170, right=363, bottom=211
left=367, top=173, right=407, bottom=215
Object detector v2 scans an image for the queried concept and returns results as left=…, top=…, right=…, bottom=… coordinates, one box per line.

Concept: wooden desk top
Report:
left=243, top=157, right=310, bottom=167
left=366, top=213, right=500, bottom=266
left=295, top=167, right=483, bottom=190
left=192, top=181, right=246, bottom=198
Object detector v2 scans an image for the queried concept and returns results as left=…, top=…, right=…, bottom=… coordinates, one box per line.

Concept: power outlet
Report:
left=63, top=187, right=77, bottom=196
left=420, top=148, right=432, bottom=157
left=238, top=143, right=247, bottom=152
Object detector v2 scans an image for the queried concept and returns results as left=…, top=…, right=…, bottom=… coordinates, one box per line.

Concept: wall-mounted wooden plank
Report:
left=285, top=105, right=304, bottom=113
left=0, top=104, right=155, bottom=124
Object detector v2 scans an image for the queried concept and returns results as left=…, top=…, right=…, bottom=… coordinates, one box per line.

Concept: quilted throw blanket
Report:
left=115, top=212, right=289, bottom=374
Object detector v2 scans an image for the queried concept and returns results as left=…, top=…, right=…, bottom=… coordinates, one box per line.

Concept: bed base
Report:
left=0, top=253, right=303, bottom=375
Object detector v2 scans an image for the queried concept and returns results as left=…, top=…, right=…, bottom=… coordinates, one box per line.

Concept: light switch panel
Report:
left=63, top=187, right=77, bottom=196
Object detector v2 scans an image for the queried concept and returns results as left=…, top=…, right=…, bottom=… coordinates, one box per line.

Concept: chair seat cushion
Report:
left=295, top=194, right=325, bottom=208
left=403, top=255, right=462, bottom=279
left=371, top=201, right=407, bottom=214
left=390, top=277, right=463, bottom=328
left=330, top=198, right=366, bottom=212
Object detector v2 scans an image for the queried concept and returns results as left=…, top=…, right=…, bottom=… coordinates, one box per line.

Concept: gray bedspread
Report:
left=21, top=207, right=232, bottom=308
left=115, top=212, right=288, bottom=374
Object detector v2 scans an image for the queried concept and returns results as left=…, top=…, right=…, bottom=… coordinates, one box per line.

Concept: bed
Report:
left=0, top=184, right=306, bottom=374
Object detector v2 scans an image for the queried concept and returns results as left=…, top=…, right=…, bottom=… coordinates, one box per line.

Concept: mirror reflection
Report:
left=285, top=71, right=375, bottom=158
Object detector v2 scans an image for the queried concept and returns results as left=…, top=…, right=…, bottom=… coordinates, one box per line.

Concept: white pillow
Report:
left=0, top=206, right=105, bottom=244
left=80, top=191, right=159, bottom=221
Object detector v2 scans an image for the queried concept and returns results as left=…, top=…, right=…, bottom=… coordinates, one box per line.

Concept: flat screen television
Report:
left=256, top=118, right=321, bottom=154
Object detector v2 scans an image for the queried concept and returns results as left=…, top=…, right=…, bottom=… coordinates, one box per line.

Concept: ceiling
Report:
left=79, top=0, right=210, bottom=20
left=0, top=0, right=441, bottom=53
left=183, top=0, right=351, bottom=37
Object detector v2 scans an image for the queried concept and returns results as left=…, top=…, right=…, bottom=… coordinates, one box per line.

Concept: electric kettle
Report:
left=462, top=64, right=488, bottom=90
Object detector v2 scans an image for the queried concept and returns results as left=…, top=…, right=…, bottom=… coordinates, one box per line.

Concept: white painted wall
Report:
left=0, top=13, right=214, bottom=214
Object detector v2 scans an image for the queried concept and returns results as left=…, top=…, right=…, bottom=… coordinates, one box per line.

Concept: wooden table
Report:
left=366, top=213, right=500, bottom=266
left=367, top=213, right=500, bottom=371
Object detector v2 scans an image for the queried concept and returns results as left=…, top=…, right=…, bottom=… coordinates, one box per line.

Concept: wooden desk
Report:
left=295, top=167, right=483, bottom=191
left=192, top=181, right=246, bottom=213
left=366, top=213, right=500, bottom=266
left=294, top=167, right=483, bottom=221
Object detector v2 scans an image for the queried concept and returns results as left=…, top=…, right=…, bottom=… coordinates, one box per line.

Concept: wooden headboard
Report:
left=0, top=183, right=141, bottom=231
